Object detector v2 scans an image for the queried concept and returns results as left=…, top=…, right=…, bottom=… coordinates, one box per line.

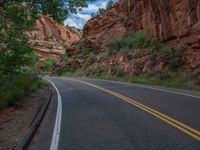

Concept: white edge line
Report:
left=80, top=78, right=200, bottom=99
left=134, top=84, right=200, bottom=99
left=47, top=79, right=62, bottom=150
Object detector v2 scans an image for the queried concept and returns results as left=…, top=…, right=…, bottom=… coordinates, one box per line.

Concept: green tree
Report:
left=98, top=8, right=106, bottom=15
left=0, top=0, right=96, bottom=23
left=106, top=0, right=113, bottom=10
left=0, top=0, right=95, bottom=78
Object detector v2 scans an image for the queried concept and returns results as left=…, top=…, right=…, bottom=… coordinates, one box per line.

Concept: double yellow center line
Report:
left=72, top=79, right=200, bottom=141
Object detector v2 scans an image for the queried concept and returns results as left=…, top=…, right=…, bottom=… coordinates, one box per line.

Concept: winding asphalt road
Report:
left=29, top=77, right=200, bottom=150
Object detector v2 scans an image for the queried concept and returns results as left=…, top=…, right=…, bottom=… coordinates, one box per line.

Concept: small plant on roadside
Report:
left=112, top=67, right=124, bottom=77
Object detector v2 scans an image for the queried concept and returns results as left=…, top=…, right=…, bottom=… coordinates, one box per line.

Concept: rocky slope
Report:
left=27, top=16, right=80, bottom=62
left=50, top=0, right=200, bottom=88
left=78, top=0, right=200, bottom=70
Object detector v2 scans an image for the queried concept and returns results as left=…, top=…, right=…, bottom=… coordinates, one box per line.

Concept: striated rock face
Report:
left=80, top=0, right=200, bottom=69
left=27, top=16, right=80, bottom=62
left=83, top=0, right=200, bottom=43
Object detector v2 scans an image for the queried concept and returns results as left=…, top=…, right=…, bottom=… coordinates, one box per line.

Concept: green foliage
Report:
left=87, top=52, right=96, bottom=64
left=0, top=74, right=45, bottom=111
left=97, top=8, right=106, bottom=15
left=150, top=37, right=159, bottom=49
left=158, top=45, right=186, bottom=71
left=126, top=32, right=149, bottom=49
left=0, top=0, right=95, bottom=23
left=44, top=36, right=52, bottom=41
left=78, top=47, right=93, bottom=55
left=0, top=2, right=38, bottom=78
left=107, top=31, right=152, bottom=55
left=55, top=66, right=65, bottom=76
left=0, top=0, right=96, bottom=110
left=106, top=0, right=113, bottom=10
left=43, top=58, right=56, bottom=72
left=60, top=54, right=68, bottom=62
left=71, top=60, right=79, bottom=72
left=84, top=66, right=108, bottom=76
left=108, top=39, right=126, bottom=55
left=0, top=0, right=96, bottom=78
left=112, top=67, right=124, bottom=77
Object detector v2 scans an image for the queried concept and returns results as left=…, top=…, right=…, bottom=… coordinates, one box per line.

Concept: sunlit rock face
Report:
left=80, top=0, right=200, bottom=69
left=27, top=16, right=80, bottom=62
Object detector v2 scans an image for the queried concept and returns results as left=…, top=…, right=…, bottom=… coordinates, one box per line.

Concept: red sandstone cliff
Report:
left=27, top=16, right=80, bottom=62
left=79, top=0, right=200, bottom=69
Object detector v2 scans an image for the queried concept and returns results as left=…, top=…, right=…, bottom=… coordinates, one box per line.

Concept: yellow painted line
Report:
left=71, top=79, right=200, bottom=141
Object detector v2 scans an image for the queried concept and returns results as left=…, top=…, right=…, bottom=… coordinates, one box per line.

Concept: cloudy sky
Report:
left=64, top=0, right=117, bottom=29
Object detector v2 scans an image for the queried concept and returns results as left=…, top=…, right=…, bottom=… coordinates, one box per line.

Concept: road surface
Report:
left=29, top=77, right=200, bottom=150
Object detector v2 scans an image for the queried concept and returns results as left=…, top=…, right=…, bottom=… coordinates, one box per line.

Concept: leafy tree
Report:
left=106, top=0, right=113, bottom=10
left=97, top=0, right=113, bottom=15
left=0, top=1, right=38, bottom=78
left=97, top=8, right=106, bottom=15
left=0, top=0, right=95, bottom=79
left=0, top=0, right=95, bottom=23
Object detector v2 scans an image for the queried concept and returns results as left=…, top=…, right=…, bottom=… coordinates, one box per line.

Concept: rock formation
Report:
left=80, top=0, right=200, bottom=69
left=27, top=16, right=80, bottom=62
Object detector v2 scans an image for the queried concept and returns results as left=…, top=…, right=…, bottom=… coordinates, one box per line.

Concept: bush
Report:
left=107, top=31, right=152, bottom=56
left=0, top=74, right=45, bottom=111
left=78, top=47, right=93, bottom=55
left=112, top=67, right=124, bottom=77
left=87, top=52, right=96, bottom=64
left=127, top=32, right=149, bottom=49
left=108, top=39, right=126, bottom=54
left=43, top=57, right=56, bottom=72
left=150, top=37, right=159, bottom=49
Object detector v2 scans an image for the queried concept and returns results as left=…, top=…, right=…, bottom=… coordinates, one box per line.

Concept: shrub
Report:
left=95, top=66, right=108, bottom=76
left=158, top=45, right=186, bottom=71
left=0, top=74, right=45, bottom=111
left=107, top=31, right=152, bottom=56
left=150, top=37, right=159, bottom=49
left=129, top=32, right=149, bottom=49
left=112, top=67, right=124, bottom=77
left=78, top=47, right=93, bottom=55
left=70, top=60, right=79, bottom=72
left=44, top=36, right=52, bottom=41
left=60, top=54, right=68, bottom=62
left=87, top=52, right=96, bottom=64
left=44, top=58, right=56, bottom=72
left=55, top=66, right=65, bottom=76
left=108, top=39, right=126, bottom=54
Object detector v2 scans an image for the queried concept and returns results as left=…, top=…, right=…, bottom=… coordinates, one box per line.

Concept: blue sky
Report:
left=64, top=0, right=117, bottom=29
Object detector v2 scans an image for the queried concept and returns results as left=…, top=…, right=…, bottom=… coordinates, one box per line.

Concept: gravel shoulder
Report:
left=0, top=86, right=49, bottom=150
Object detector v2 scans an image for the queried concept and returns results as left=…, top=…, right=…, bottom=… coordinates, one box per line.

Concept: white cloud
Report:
left=64, top=0, right=118, bottom=29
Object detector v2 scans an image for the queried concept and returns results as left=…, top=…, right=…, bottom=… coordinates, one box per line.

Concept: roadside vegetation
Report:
left=55, top=31, right=200, bottom=92
left=0, top=0, right=94, bottom=111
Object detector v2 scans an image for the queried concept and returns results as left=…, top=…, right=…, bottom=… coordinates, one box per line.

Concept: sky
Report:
left=64, top=0, right=117, bottom=29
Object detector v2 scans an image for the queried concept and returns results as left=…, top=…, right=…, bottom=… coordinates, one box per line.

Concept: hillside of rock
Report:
left=77, top=0, right=200, bottom=70
left=27, top=16, right=80, bottom=62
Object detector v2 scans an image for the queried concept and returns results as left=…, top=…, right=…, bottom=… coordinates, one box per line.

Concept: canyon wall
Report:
left=27, top=16, right=80, bottom=62
left=80, top=0, right=200, bottom=69
left=83, top=0, right=200, bottom=45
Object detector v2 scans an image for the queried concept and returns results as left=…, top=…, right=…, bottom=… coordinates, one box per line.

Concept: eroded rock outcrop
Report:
left=80, top=0, right=200, bottom=69
left=27, top=16, right=80, bottom=62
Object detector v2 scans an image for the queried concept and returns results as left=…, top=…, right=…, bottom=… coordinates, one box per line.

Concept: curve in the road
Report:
left=47, top=80, right=62, bottom=150
left=70, top=79, right=200, bottom=142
